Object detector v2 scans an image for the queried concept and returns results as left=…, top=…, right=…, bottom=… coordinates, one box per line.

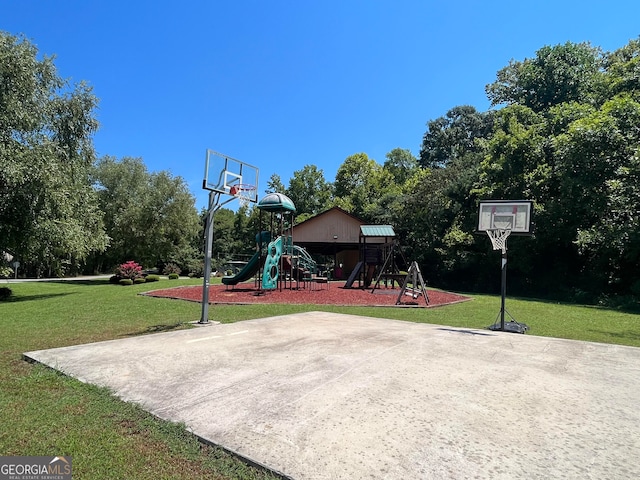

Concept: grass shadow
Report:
left=581, top=303, right=640, bottom=315
left=47, top=279, right=113, bottom=286
left=2, top=292, right=74, bottom=303
left=586, top=329, right=640, bottom=343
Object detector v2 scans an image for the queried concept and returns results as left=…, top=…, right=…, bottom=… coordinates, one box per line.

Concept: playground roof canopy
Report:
left=360, top=225, right=395, bottom=237
left=257, top=192, right=296, bottom=212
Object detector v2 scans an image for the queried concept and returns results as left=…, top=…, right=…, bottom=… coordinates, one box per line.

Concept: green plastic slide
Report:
left=221, top=250, right=261, bottom=286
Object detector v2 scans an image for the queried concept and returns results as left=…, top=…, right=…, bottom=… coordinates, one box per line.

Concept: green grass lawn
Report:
left=1, top=278, right=639, bottom=479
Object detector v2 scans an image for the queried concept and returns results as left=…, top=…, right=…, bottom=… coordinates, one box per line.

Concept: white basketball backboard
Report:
left=203, top=149, right=259, bottom=203
left=477, top=200, right=533, bottom=235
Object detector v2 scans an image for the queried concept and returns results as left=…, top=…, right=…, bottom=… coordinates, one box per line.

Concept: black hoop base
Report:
left=488, top=309, right=529, bottom=334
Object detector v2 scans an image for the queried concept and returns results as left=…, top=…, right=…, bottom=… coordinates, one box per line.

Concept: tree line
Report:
left=2, top=30, right=639, bottom=306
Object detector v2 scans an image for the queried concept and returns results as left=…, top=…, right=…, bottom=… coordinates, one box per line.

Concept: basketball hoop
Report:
left=229, top=184, right=256, bottom=207
left=486, top=228, right=511, bottom=254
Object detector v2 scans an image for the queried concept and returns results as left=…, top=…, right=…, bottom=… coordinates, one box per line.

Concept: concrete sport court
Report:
left=25, top=312, right=640, bottom=479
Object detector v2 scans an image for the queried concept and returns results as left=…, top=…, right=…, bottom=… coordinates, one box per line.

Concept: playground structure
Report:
left=221, top=192, right=320, bottom=291
left=344, top=225, right=428, bottom=305
left=226, top=215, right=428, bottom=305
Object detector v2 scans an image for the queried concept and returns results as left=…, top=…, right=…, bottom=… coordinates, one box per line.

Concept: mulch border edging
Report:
left=140, top=283, right=472, bottom=309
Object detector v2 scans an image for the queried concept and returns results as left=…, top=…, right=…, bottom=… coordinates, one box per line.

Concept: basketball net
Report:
left=229, top=184, right=256, bottom=208
left=486, top=228, right=511, bottom=254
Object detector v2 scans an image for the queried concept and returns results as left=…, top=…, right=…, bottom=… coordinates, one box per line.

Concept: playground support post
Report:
left=200, top=191, right=217, bottom=324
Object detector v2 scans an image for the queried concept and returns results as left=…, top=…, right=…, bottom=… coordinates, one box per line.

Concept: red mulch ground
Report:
left=143, top=281, right=470, bottom=308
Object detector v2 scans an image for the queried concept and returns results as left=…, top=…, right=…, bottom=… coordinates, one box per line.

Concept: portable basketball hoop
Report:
left=477, top=200, right=533, bottom=334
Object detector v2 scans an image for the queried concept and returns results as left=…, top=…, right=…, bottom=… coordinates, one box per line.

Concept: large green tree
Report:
left=486, top=42, right=605, bottom=112
left=265, top=173, right=286, bottom=195
left=334, top=152, right=392, bottom=220
left=603, top=37, right=640, bottom=101
left=389, top=106, right=496, bottom=290
left=383, top=148, right=419, bottom=184
left=91, top=156, right=200, bottom=273
left=419, top=106, right=494, bottom=169
left=0, top=32, right=107, bottom=276
left=286, top=165, right=332, bottom=220
left=557, top=95, right=640, bottom=295
left=205, top=207, right=238, bottom=269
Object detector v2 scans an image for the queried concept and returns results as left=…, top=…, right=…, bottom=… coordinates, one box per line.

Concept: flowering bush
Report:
left=0, top=266, right=13, bottom=279
left=115, top=261, right=143, bottom=281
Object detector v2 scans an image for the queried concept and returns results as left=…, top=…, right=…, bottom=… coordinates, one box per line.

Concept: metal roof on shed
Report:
left=360, top=225, right=395, bottom=237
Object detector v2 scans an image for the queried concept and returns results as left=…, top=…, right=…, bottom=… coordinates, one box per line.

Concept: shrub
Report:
left=145, top=274, right=160, bottom=282
left=189, top=261, right=205, bottom=278
left=0, top=287, right=12, bottom=301
left=109, top=275, right=121, bottom=284
left=119, top=279, right=134, bottom=286
left=134, top=277, right=146, bottom=284
left=0, top=266, right=13, bottom=279
left=115, top=261, right=143, bottom=281
left=163, top=263, right=182, bottom=275
left=168, top=273, right=179, bottom=280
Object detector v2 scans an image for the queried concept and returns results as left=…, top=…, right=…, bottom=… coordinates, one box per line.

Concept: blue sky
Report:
left=3, top=0, right=639, bottom=209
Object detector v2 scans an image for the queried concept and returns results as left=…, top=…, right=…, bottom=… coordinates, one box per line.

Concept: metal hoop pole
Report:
left=200, top=191, right=218, bottom=324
